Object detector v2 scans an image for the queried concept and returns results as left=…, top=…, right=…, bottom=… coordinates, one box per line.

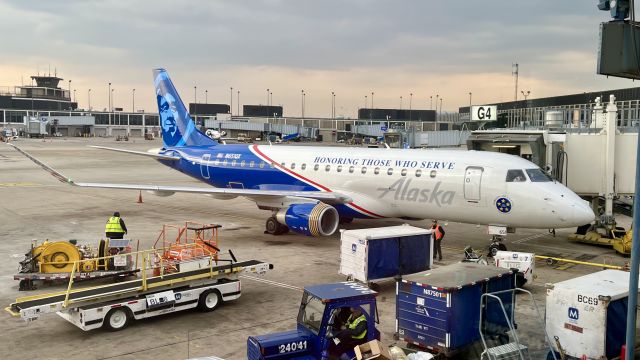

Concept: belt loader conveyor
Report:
left=6, top=258, right=272, bottom=331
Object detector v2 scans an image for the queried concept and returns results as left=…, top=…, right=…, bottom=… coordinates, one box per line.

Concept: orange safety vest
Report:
left=434, top=225, right=443, bottom=241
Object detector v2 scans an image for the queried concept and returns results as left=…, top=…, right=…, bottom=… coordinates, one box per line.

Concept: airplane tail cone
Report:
left=137, top=190, right=143, bottom=204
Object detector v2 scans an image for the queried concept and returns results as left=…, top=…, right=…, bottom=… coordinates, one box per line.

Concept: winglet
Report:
left=7, top=143, right=76, bottom=185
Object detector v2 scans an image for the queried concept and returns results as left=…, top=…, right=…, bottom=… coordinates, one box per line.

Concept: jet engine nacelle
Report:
left=276, top=202, right=339, bottom=236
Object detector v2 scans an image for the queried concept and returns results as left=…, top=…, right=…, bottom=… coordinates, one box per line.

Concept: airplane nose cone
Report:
left=570, top=201, right=595, bottom=226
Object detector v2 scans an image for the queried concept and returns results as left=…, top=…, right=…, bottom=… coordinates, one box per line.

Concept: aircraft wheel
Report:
left=488, top=245, right=499, bottom=257
left=265, top=217, right=279, bottom=235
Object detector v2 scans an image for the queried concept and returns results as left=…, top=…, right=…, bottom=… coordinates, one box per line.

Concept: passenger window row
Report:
left=209, top=158, right=436, bottom=178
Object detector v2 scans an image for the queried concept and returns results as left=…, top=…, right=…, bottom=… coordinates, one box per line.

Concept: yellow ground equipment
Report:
left=568, top=225, right=632, bottom=255
left=16, top=238, right=135, bottom=291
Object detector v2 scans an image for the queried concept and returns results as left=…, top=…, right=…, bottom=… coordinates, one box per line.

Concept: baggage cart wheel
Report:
left=198, top=289, right=222, bottom=312
left=104, top=307, right=131, bottom=331
left=18, top=279, right=36, bottom=291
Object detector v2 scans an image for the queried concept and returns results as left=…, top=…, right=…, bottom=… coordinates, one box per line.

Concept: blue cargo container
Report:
left=339, top=225, right=433, bottom=283
left=396, top=262, right=515, bottom=354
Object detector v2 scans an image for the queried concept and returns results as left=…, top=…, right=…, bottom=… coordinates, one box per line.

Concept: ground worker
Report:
left=105, top=211, right=127, bottom=239
left=332, top=307, right=368, bottom=359
left=432, top=220, right=445, bottom=261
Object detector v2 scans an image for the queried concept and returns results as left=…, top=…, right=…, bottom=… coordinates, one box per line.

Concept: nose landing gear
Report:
left=487, top=235, right=508, bottom=257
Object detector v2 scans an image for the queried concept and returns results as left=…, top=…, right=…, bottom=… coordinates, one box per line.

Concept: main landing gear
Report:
left=265, top=216, right=289, bottom=235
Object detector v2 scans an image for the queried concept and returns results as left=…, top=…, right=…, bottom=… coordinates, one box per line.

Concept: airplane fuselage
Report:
left=159, top=144, right=593, bottom=229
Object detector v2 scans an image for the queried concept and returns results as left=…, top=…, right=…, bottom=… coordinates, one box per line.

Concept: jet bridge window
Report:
left=506, top=169, right=527, bottom=182
left=526, top=168, right=552, bottom=182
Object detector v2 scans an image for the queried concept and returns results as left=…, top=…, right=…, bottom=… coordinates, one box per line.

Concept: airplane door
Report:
left=464, top=166, right=483, bottom=202
left=200, top=153, right=211, bottom=179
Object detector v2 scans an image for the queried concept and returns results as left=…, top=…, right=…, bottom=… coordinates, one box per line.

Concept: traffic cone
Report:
left=137, top=190, right=143, bottom=204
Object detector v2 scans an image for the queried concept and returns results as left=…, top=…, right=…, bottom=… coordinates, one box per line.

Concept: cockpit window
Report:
left=526, top=168, right=553, bottom=182
left=506, top=169, right=526, bottom=182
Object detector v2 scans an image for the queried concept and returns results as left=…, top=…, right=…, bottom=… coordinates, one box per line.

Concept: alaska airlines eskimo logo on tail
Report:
left=153, top=68, right=216, bottom=148
left=157, top=92, right=181, bottom=146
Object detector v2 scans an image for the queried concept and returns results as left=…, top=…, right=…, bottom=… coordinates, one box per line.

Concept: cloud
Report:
left=0, top=0, right=636, bottom=116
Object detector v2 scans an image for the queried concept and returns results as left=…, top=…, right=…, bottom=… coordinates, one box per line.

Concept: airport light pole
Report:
left=266, top=89, right=270, bottom=106
left=521, top=90, right=530, bottom=128
left=111, top=89, right=115, bottom=110
left=331, top=91, right=335, bottom=119
left=430, top=95, right=433, bottom=110
left=333, top=92, right=336, bottom=119
left=371, top=92, right=374, bottom=109
left=132, top=88, right=135, bottom=113
left=270, top=92, right=273, bottom=107
left=469, top=92, right=472, bottom=120
left=108, top=82, right=111, bottom=112
left=205, top=90, right=208, bottom=104
left=73, top=89, right=76, bottom=103
left=400, top=96, right=403, bottom=110
left=230, top=87, right=233, bottom=115
left=237, top=90, right=240, bottom=116
left=439, top=98, right=443, bottom=120
left=409, top=93, right=413, bottom=121
left=301, top=90, right=305, bottom=118
left=68, top=80, right=71, bottom=105
left=88, top=89, right=91, bottom=111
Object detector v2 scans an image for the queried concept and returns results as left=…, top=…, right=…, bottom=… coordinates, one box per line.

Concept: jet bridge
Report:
left=467, top=95, right=637, bottom=243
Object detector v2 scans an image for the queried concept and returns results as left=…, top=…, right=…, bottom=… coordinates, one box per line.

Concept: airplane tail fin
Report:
left=153, top=68, right=216, bottom=148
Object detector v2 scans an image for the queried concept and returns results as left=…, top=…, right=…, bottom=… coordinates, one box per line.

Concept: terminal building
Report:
left=458, top=86, right=640, bottom=129
left=0, top=74, right=160, bottom=137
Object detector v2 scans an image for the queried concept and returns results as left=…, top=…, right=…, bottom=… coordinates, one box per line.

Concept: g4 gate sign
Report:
left=471, top=105, right=498, bottom=121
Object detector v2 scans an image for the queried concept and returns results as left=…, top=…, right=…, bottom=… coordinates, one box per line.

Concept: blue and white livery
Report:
left=10, top=69, right=595, bottom=237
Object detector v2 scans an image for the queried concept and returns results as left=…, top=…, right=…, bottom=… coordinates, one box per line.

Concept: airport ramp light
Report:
left=598, top=0, right=630, bottom=21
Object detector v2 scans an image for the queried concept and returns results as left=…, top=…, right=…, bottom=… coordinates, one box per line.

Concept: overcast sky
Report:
left=0, top=0, right=635, bottom=117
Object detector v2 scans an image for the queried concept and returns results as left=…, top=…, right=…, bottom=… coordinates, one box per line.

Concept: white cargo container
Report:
left=339, top=224, right=433, bottom=284
left=545, top=270, right=631, bottom=359
left=493, top=251, right=535, bottom=287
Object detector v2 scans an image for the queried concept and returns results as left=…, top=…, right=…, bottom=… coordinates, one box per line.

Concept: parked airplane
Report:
left=9, top=69, right=595, bottom=237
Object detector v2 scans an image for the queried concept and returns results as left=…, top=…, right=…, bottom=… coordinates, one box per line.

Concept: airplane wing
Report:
left=8, top=143, right=351, bottom=205
left=88, top=146, right=181, bottom=161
